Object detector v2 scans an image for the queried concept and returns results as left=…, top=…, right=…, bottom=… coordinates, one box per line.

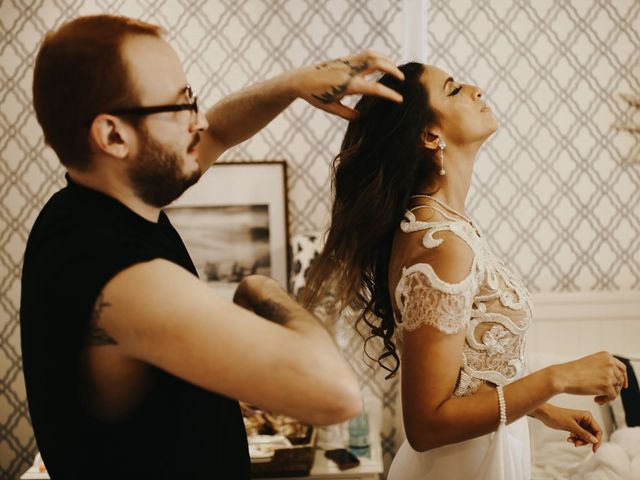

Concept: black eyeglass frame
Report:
left=104, top=84, right=198, bottom=118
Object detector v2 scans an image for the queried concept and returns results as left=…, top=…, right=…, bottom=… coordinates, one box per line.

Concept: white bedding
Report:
left=568, top=427, right=640, bottom=480
left=532, top=427, right=640, bottom=480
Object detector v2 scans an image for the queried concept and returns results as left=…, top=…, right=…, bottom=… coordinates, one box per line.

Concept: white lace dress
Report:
left=387, top=206, right=533, bottom=480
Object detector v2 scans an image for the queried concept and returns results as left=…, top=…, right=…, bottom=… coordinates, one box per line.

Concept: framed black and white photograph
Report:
left=166, top=161, right=289, bottom=299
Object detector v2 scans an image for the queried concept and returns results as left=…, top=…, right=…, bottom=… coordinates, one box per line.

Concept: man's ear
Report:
left=88, top=114, right=132, bottom=159
left=420, top=130, right=441, bottom=152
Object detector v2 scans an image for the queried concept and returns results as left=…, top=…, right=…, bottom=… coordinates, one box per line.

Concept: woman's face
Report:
left=420, top=65, right=498, bottom=147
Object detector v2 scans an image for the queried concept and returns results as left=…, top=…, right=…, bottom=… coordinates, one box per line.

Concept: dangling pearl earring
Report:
left=438, top=139, right=446, bottom=176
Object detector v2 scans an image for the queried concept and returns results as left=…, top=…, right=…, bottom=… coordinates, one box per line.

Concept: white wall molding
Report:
left=402, top=0, right=428, bottom=62
left=532, top=290, right=640, bottom=322
left=528, top=290, right=640, bottom=357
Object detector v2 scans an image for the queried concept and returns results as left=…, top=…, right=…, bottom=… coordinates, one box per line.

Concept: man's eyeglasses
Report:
left=106, top=84, right=199, bottom=118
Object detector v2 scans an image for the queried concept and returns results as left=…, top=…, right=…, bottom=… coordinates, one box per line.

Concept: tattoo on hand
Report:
left=254, top=299, right=291, bottom=326
left=87, top=293, right=117, bottom=346
left=312, top=58, right=370, bottom=104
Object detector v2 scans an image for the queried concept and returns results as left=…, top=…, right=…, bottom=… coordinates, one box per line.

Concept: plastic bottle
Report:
left=348, top=404, right=370, bottom=457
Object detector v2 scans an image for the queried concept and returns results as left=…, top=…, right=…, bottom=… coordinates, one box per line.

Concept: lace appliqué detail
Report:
left=396, top=265, right=476, bottom=335
left=394, top=207, right=533, bottom=398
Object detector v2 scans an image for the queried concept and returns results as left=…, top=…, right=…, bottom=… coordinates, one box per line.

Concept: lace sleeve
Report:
left=395, top=265, right=477, bottom=335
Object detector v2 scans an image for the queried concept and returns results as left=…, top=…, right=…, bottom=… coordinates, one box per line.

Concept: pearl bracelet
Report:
left=496, top=385, right=507, bottom=425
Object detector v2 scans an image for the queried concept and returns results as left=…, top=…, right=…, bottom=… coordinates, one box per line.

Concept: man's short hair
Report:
left=32, top=15, right=163, bottom=170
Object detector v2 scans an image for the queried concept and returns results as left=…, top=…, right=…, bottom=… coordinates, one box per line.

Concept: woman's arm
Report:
left=402, top=322, right=551, bottom=450
left=402, top=319, right=626, bottom=451
left=397, top=232, right=627, bottom=452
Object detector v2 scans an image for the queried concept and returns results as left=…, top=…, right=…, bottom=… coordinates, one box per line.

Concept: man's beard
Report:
left=127, top=129, right=201, bottom=208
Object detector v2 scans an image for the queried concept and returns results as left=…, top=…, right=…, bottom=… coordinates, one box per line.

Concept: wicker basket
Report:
left=250, top=426, right=317, bottom=478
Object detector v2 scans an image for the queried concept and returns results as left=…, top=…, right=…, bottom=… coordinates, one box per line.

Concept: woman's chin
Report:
left=486, top=119, right=499, bottom=137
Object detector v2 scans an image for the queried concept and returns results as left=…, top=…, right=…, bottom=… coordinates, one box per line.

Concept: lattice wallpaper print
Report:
left=0, top=1, right=405, bottom=477
left=427, top=0, right=640, bottom=292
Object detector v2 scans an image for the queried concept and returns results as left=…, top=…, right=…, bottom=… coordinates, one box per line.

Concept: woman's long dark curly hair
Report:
left=301, top=62, right=441, bottom=378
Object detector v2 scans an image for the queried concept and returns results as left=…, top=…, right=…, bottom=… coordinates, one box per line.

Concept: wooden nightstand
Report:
left=262, top=431, right=383, bottom=480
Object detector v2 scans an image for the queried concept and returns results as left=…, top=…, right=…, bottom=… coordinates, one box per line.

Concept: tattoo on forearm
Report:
left=87, top=293, right=117, bottom=346
left=312, top=58, right=370, bottom=104
left=254, top=299, right=291, bottom=326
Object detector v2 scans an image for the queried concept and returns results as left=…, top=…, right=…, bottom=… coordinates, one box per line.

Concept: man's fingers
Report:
left=350, top=50, right=404, bottom=81
left=323, top=102, right=359, bottom=121
left=360, top=56, right=405, bottom=81
left=349, top=77, right=403, bottom=103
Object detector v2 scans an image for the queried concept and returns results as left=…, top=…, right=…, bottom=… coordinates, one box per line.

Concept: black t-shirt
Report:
left=20, top=176, right=250, bottom=479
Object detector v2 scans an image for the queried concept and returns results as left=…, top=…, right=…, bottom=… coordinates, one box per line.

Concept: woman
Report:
left=302, top=62, right=628, bottom=479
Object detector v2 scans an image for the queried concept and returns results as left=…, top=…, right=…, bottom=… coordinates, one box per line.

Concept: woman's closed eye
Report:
left=449, top=85, right=462, bottom=96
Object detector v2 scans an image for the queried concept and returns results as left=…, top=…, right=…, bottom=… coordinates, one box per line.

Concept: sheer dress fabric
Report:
left=388, top=205, right=533, bottom=480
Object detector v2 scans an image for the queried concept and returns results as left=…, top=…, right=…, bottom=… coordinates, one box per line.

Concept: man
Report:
left=20, top=14, right=404, bottom=480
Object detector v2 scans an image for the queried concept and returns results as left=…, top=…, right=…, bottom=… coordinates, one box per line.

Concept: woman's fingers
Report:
left=593, top=433, right=602, bottom=452
left=567, top=412, right=602, bottom=453
left=614, top=357, right=629, bottom=388
left=571, top=424, right=599, bottom=445
left=580, top=413, right=603, bottom=452
left=605, top=385, right=618, bottom=402
left=567, top=433, right=587, bottom=447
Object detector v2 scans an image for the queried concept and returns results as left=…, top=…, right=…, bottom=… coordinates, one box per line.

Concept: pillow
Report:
left=289, top=232, right=324, bottom=296
left=611, top=355, right=640, bottom=429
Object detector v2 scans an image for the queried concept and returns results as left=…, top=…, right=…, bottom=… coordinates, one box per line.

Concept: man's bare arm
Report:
left=198, top=50, right=404, bottom=170
left=87, top=293, right=117, bottom=346
left=90, top=260, right=361, bottom=425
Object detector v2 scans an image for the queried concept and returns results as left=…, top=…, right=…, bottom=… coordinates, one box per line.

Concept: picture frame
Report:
left=165, top=161, right=290, bottom=299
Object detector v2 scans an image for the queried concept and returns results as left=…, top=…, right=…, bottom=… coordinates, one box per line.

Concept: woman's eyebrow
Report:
left=443, top=77, right=453, bottom=90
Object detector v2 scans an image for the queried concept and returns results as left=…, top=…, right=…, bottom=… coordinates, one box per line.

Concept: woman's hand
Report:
left=533, top=404, right=603, bottom=453
left=550, top=351, right=628, bottom=404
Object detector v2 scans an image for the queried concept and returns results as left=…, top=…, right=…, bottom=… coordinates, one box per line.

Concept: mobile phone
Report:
left=324, top=448, right=360, bottom=470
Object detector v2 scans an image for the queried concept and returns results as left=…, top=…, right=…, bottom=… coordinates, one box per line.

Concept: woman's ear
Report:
left=88, top=114, right=131, bottom=159
left=421, top=130, right=441, bottom=152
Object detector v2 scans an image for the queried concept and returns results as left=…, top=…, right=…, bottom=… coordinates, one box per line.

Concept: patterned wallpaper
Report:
left=0, top=0, right=638, bottom=478
left=428, top=0, right=640, bottom=292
